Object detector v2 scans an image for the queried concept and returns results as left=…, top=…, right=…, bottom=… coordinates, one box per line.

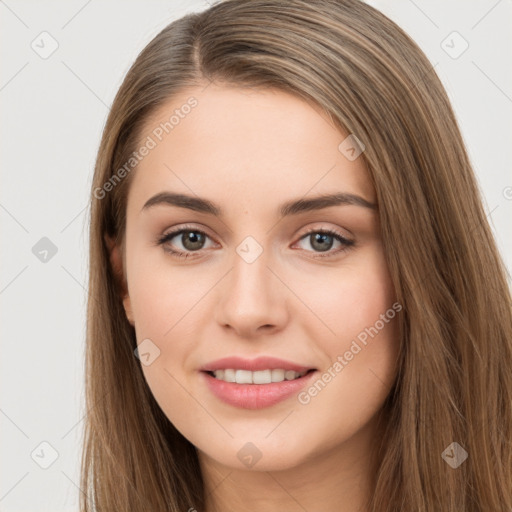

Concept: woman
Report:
left=82, top=0, right=512, bottom=510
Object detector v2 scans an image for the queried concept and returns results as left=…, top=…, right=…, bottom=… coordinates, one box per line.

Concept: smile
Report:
left=207, top=368, right=310, bottom=384
left=201, top=369, right=317, bottom=409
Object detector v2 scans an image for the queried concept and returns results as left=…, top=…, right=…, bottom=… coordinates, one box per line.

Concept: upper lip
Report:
left=200, top=356, right=316, bottom=373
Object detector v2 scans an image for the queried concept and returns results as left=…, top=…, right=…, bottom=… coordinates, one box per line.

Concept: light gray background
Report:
left=1, top=1, right=511, bottom=510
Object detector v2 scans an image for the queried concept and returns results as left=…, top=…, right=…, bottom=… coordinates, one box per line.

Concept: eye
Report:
left=155, top=225, right=355, bottom=260
left=156, top=225, right=216, bottom=259
left=293, top=228, right=355, bottom=258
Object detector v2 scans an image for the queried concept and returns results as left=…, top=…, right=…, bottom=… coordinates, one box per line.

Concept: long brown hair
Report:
left=82, top=0, right=512, bottom=510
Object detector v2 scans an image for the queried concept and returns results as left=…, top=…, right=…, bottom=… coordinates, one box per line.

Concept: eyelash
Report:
left=156, top=224, right=355, bottom=260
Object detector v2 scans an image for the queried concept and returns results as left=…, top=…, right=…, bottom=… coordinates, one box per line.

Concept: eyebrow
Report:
left=141, top=191, right=377, bottom=217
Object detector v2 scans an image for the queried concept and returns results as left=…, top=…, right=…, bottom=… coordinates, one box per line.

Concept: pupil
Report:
left=183, top=231, right=204, bottom=250
left=311, top=233, right=333, bottom=252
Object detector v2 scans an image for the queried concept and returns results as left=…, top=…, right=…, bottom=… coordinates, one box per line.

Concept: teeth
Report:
left=211, top=368, right=308, bottom=384
left=236, top=369, right=253, bottom=384
left=271, top=369, right=285, bottom=382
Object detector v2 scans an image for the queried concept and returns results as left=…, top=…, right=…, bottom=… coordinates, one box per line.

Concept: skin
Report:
left=108, top=83, right=400, bottom=512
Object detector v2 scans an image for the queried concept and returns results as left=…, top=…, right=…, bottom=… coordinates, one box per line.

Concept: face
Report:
left=109, top=83, right=400, bottom=473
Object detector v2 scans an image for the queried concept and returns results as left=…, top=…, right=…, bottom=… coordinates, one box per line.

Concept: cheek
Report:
left=298, top=248, right=397, bottom=347
left=128, top=260, right=203, bottom=427
left=294, top=259, right=399, bottom=438
left=128, top=249, right=209, bottom=339
left=294, top=247, right=400, bottom=403
left=125, top=255, right=201, bottom=405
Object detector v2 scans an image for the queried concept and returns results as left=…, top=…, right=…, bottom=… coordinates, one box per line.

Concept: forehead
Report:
left=126, top=84, right=375, bottom=216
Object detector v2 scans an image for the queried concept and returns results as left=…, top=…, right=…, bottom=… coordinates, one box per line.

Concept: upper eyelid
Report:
left=162, top=224, right=217, bottom=243
left=161, top=222, right=353, bottom=240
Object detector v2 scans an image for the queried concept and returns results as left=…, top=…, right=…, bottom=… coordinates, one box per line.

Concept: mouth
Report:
left=203, top=368, right=316, bottom=384
left=199, top=355, right=318, bottom=409
left=200, top=368, right=318, bottom=410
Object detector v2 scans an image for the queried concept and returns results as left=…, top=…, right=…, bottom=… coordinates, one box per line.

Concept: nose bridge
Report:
left=229, top=241, right=274, bottom=309
left=215, top=237, right=287, bottom=334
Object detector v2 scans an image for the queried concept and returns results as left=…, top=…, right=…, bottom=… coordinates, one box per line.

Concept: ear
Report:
left=104, top=234, right=134, bottom=326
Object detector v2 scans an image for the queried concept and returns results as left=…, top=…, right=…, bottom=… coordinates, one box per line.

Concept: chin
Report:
left=198, top=435, right=318, bottom=473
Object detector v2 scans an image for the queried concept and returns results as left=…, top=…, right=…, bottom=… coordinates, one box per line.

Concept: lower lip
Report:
left=200, top=370, right=317, bottom=410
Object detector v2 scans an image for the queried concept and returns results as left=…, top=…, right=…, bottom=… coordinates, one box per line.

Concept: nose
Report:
left=215, top=249, right=289, bottom=339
